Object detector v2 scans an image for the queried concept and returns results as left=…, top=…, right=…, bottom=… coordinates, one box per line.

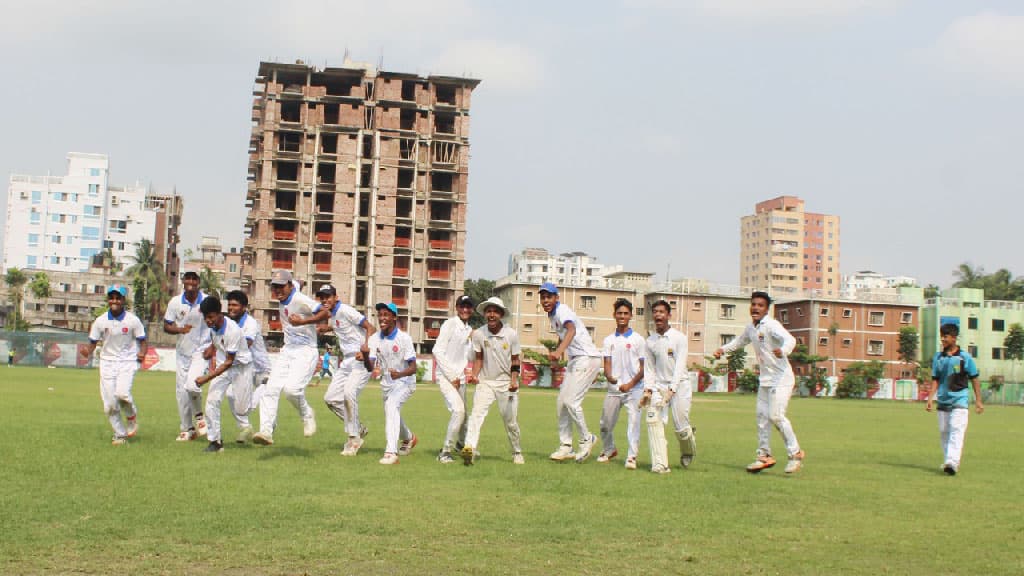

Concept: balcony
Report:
left=315, top=231, right=333, bottom=243
left=393, top=267, right=410, bottom=277
left=428, top=269, right=451, bottom=281
left=272, top=259, right=294, bottom=269
left=395, top=237, right=412, bottom=248
left=273, top=230, right=297, bottom=241
left=314, top=262, right=331, bottom=272
left=426, top=328, right=440, bottom=339
left=268, top=320, right=282, bottom=331
left=426, top=299, right=449, bottom=310
left=393, top=297, right=408, bottom=307
left=429, top=239, right=452, bottom=251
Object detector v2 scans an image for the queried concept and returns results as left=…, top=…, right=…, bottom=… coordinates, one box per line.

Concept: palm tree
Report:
left=4, top=267, right=29, bottom=330
left=29, top=272, right=51, bottom=299
left=828, top=321, right=839, bottom=378
left=952, top=262, right=984, bottom=289
left=199, top=266, right=223, bottom=298
left=125, top=239, right=165, bottom=322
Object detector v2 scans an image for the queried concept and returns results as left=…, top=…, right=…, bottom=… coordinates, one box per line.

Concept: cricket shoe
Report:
left=678, top=427, right=696, bottom=469
left=303, top=415, right=317, bottom=438
left=111, top=435, right=127, bottom=446
left=784, top=451, right=805, bottom=474
left=252, top=432, right=274, bottom=446
left=397, top=434, right=418, bottom=456
left=460, top=446, right=476, bottom=466
left=512, top=452, right=525, bottom=465
left=942, top=461, right=957, bottom=476
left=575, top=434, right=598, bottom=463
left=125, top=415, right=138, bottom=438
left=596, top=449, right=618, bottom=463
left=625, top=456, right=637, bottom=470
left=176, top=429, right=197, bottom=442
left=345, top=436, right=364, bottom=456
left=236, top=426, right=254, bottom=444
left=652, top=464, right=671, bottom=475
left=549, top=444, right=576, bottom=461
left=204, top=441, right=224, bottom=453
left=746, top=455, right=776, bottom=473
left=438, top=451, right=455, bottom=464
left=196, top=417, right=208, bottom=438
left=379, top=452, right=399, bottom=465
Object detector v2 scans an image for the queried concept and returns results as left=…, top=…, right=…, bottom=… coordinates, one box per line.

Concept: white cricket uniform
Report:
left=203, top=317, right=253, bottom=443
left=600, top=329, right=646, bottom=460
left=321, top=301, right=372, bottom=439
left=368, top=328, right=417, bottom=454
left=720, top=317, right=800, bottom=457
left=88, top=310, right=146, bottom=438
left=259, top=287, right=320, bottom=436
left=164, top=291, right=212, bottom=432
left=645, top=328, right=692, bottom=433
left=549, top=302, right=602, bottom=446
left=464, top=324, right=522, bottom=455
left=432, top=316, right=474, bottom=452
left=229, top=312, right=269, bottom=421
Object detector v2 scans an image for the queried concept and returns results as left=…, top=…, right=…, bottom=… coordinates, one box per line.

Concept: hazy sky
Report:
left=2, top=1, right=1022, bottom=288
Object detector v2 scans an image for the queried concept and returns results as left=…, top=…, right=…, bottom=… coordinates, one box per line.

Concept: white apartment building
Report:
left=4, top=153, right=180, bottom=275
left=507, top=248, right=608, bottom=287
left=842, top=270, right=918, bottom=298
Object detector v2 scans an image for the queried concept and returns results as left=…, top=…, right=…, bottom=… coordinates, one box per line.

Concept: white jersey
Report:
left=645, top=328, right=690, bottom=393
left=368, top=328, right=416, bottom=389
left=720, top=317, right=796, bottom=387
left=548, top=302, right=601, bottom=359
left=164, top=291, right=212, bottom=357
left=278, top=288, right=319, bottom=347
left=210, top=316, right=252, bottom=366
left=319, top=301, right=368, bottom=356
left=472, top=324, right=520, bottom=382
left=89, top=310, right=147, bottom=362
left=433, top=316, right=473, bottom=381
left=602, top=329, right=646, bottom=393
left=236, top=312, right=270, bottom=373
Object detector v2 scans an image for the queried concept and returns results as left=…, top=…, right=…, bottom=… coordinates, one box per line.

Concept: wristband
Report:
left=511, top=365, right=520, bottom=373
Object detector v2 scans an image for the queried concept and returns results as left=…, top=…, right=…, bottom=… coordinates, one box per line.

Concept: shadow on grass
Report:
left=255, top=445, right=315, bottom=460
left=877, top=460, right=941, bottom=474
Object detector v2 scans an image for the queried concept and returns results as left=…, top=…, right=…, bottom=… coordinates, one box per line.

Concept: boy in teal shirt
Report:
left=926, top=323, right=984, bottom=475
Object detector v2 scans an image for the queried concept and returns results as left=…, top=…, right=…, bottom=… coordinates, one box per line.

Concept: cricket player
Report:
left=598, top=298, right=646, bottom=470
left=315, top=284, right=375, bottom=456
left=253, top=270, right=321, bottom=445
left=539, top=282, right=602, bottom=463
left=432, top=294, right=475, bottom=463
left=925, top=322, right=984, bottom=475
left=195, top=296, right=253, bottom=453
left=163, top=270, right=211, bottom=441
left=715, top=291, right=803, bottom=474
left=644, top=299, right=696, bottom=472
left=460, top=297, right=523, bottom=466
left=81, top=285, right=147, bottom=445
left=225, top=290, right=269, bottom=443
left=363, top=302, right=418, bottom=465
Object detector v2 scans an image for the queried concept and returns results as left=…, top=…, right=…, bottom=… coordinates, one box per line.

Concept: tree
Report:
left=725, top=348, right=746, bottom=373
left=463, top=278, right=495, bottom=328
left=836, top=360, right=885, bottom=398
left=790, top=344, right=830, bottom=396
left=898, top=325, right=919, bottom=367
left=199, top=266, right=223, bottom=298
left=125, top=239, right=165, bottom=322
left=952, top=262, right=985, bottom=289
left=1005, top=324, right=1024, bottom=384
left=951, top=262, right=1024, bottom=302
left=29, top=272, right=51, bottom=299
left=828, top=321, right=840, bottom=377
left=4, top=267, right=29, bottom=331
left=923, top=284, right=941, bottom=299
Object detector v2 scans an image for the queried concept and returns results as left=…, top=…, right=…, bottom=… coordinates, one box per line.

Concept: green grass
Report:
left=2, top=367, right=1022, bottom=575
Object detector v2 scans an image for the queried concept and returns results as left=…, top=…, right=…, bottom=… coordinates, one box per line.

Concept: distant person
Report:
left=432, top=295, right=475, bottom=464
left=195, top=296, right=253, bottom=453
left=598, top=298, right=646, bottom=470
left=363, top=302, right=418, bottom=465
left=163, top=270, right=211, bottom=441
left=539, top=282, right=602, bottom=463
left=715, top=291, right=803, bottom=474
left=80, top=285, right=147, bottom=445
left=926, top=323, right=984, bottom=475
left=643, top=299, right=695, bottom=474
left=7, top=348, right=13, bottom=367
left=225, top=290, right=269, bottom=443
left=316, top=349, right=333, bottom=385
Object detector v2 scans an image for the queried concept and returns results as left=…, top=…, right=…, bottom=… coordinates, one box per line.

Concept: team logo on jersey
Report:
left=122, top=327, right=129, bottom=334
left=502, top=343, right=508, bottom=350
left=336, top=320, right=341, bottom=327
left=626, top=343, right=631, bottom=349
left=758, top=332, right=765, bottom=343
left=392, top=345, right=399, bottom=353
left=667, top=348, right=674, bottom=357
left=284, top=308, right=289, bottom=317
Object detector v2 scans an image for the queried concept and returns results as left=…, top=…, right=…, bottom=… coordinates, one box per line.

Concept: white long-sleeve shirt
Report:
left=645, top=328, right=690, bottom=393
left=720, top=317, right=796, bottom=387
left=548, top=302, right=601, bottom=359
left=432, top=316, right=473, bottom=382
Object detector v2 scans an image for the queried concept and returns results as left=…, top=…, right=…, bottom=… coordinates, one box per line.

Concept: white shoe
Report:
left=125, top=415, right=138, bottom=438
left=784, top=451, right=805, bottom=474
left=596, top=449, right=618, bottom=463
left=438, top=452, right=455, bottom=464
left=236, top=426, right=254, bottom=444
left=549, top=444, right=575, bottom=461
left=512, top=452, right=525, bottom=465
left=303, top=417, right=317, bottom=438
left=397, top=434, right=418, bottom=456
left=652, top=464, right=671, bottom=475
left=176, top=429, right=197, bottom=442
left=379, top=452, right=399, bottom=465
left=196, top=417, right=208, bottom=438
left=346, top=436, right=364, bottom=455
left=575, top=434, right=597, bottom=463
left=111, top=436, right=127, bottom=446
left=252, top=432, right=274, bottom=446
left=625, top=456, right=637, bottom=470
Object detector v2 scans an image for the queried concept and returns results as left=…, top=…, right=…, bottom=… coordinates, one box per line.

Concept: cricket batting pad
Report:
left=647, top=406, right=669, bottom=471
left=677, top=426, right=696, bottom=459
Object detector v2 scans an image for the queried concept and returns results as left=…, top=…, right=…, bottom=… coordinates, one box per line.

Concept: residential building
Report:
left=921, top=288, right=1024, bottom=381
left=507, top=249, right=609, bottom=288
left=20, top=268, right=126, bottom=332
left=4, top=153, right=182, bottom=280
left=842, top=270, right=917, bottom=298
left=740, top=196, right=840, bottom=298
left=180, top=236, right=245, bottom=294
left=242, top=59, right=479, bottom=350
left=773, top=287, right=924, bottom=379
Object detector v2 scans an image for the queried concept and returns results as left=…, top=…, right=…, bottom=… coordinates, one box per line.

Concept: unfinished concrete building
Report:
left=242, top=60, right=480, bottom=350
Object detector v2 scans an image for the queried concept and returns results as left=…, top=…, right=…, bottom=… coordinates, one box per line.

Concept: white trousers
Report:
left=259, top=345, right=318, bottom=435
left=938, top=408, right=969, bottom=467
left=465, top=379, right=521, bottom=454
left=99, top=360, right=137, bottom=438
left=229, top=370, right=266, bottom=428
left=556, top=356, right=601, bottom=445
left=382, top=382, right=416, bottom=454
left=324, top=355, right=371, bottom=438
left=756, top=382, right=801, bottom=457
left=205, top=363, right=254, bottom=442
left=436, top=372, right=468, bottom=452
left=175, top=351, right=208, bottom=431
left=600, top=388, right=644, bottom=459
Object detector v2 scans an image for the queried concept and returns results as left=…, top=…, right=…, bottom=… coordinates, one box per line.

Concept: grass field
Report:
left=2, top=367, right=1022, bottom=575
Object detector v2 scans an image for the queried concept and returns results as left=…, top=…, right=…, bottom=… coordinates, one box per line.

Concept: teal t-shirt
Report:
left=931, top=349, right=979, bottom=408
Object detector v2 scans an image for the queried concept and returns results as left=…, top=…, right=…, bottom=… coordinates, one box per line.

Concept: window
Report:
left=28, top=234, right=39, bottom=247
left=31, top=190, right=42, bottom=203
left=26, top=255, right=37, bottom=267
left=523, top=323, right=533, bottom=332
left=968, top=345, right=978, bottom=357
left=992, top=347, right=1005, bottom=360
left=88, top=183, right=99, bottom=195
left=720, top=334, right=735, bottom=346
left=692, top=301, right=702, bottom=311
left=586, top=327, right=595, bottom=339
left=636, top=307, right=644, bottom=317
left=780, top=310, right=789, bottom=324
left=51, top=256, right=59, bottom=265
left=796, top=307, right=804, bottom=317
left=900, top=312, right=913, bottom=324
left=525, top=291, right=533, bottom=300
left=992, top=319, right=1005, bottom=331
left=84, top=205, right=102, bottom=217
left=692, top=331, right=702, bottom=341
left=842, top=338, right=852, bottom=347
left=51, top=235, right=61, bottom=244
left=967, top=317, right=978, bottom=330
left=819, top=337, right=829, bottom=346
left=720, top=304, right=735, bottom=320
left=868, top=311, right=885, bottom=326
left=843, top=308, right=853, bottom=318
left=30, top=212, right=40, bottom=224
left=229, top=264, right=237, bottom=273
left=820, top=307, right=829, bottom=317
left=81, top=226, right=100, bottom=240
left=868, top=340, right=884, bottom=355
left=90, top=168, right=101, bottom=176
left=580, top=295, right=596, bottom=310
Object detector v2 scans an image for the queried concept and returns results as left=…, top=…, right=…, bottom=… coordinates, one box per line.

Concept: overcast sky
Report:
left=2, top=0, right=1022, bottom=288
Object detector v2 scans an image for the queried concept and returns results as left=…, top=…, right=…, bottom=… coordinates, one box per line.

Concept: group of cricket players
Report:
left=85, top=272, right=984, bottom=475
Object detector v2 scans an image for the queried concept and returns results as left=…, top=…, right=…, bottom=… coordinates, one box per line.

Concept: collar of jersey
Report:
left=615, top=328, right=633, bottom=338
left=331, top=301, right=341, bottom=315
left=213, top=318, right=227, bottom=335
left=107, top=309, right=127, bottom=321
left=237, top=312, right=248, bottom=327
left=181, top=291, right=204, bottom=306
left=547, top=302, right=560, bottom=317
left=382, top=327, right=399, bottom=340
left=280, top=289, right=296, bottom=306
